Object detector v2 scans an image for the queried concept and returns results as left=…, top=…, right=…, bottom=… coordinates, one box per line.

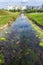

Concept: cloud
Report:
left=0, top=0, right=43, bottom=3
left=0, top=0, right=43, bottom=9
left=0, top=0, right=9, bottom=2
left=20, top=0, right=28, bottom=2
left=0, top=0, right=4, bottom=2
left=0, top=0, right=13, bottom=2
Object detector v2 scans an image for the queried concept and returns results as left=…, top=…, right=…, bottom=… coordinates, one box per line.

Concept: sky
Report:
left=0, top=0, right=43, bottom=9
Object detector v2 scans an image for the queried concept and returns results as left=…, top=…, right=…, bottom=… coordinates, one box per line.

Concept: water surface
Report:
left=0, top=14, right=43, bottom=65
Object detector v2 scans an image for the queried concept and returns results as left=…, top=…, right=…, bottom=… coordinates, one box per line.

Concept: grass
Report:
left=32, top=23, right=43, bottom=46
left=0, top=54, right=4, bottom=64
left=0, top=10, right=20, bottom=27
left=26, top=13, right=43, bottom=47
left=26, top=13, right=43, bottom=26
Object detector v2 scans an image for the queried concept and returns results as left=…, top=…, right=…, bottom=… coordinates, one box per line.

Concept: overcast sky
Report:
left=0, top=0, right=43, bottom=9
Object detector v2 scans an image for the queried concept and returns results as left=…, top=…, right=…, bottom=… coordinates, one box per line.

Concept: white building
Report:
left=8, top=5, right=20, bottom=10
left=7, top=5, right=27, bottom=10
left=8, top=5, right=15, bottom=10
left=21, top=5, right=27, bottom=10
left=15, top=5, right=20, bottom=10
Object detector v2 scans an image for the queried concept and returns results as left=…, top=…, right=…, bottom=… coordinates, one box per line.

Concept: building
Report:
left=8, top=5, right=15, bottom=10
left=42, top=4, right=43, bottom=8
left=15, top=5, right=20, bottom=10
left=21, top=5, right=27, bottom=10
left=7, top=5, right=28, bottom=10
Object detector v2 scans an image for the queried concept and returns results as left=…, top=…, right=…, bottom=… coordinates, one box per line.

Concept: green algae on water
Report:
left=0, top=37, right=6, bottom=41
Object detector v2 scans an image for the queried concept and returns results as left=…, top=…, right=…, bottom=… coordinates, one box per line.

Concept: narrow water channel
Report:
left=0, top=14, right=43, bottom=65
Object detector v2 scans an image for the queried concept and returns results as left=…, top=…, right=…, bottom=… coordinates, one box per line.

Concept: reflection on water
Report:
left=0, top=14, right=43, bottom=65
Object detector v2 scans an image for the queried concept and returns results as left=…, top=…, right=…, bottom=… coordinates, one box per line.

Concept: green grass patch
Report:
left=0, top=10, right=20, bottom=26
left=26, top=13, right=43, bottom=26
left=26, top=14, right=43, bottom=47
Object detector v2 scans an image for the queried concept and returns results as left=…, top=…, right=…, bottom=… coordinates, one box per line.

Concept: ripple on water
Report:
left=0, top=14, right=41, bottom=65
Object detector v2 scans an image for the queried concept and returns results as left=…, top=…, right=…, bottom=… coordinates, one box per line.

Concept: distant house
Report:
left=8, top=5, right=21, bottom=10
left=7, top=5, right=42, bottom=11
left=33, top=6, right=42, bottom=10
left=15, top=5, right=20, bottom=10
left=42, top=4, right=43, bottom=8
left=8, top=5, right=14, bottom=10
left=21, top=5, right=27, bottom=10
left=7, top=5, right=28, bottom=10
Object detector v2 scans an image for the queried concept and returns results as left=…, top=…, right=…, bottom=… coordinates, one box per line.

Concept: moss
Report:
left=0, top=37, right=6, bottom=41
left=39, top=42, right=43, bottom=46
left=0, top=54, right=4, bottom=64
